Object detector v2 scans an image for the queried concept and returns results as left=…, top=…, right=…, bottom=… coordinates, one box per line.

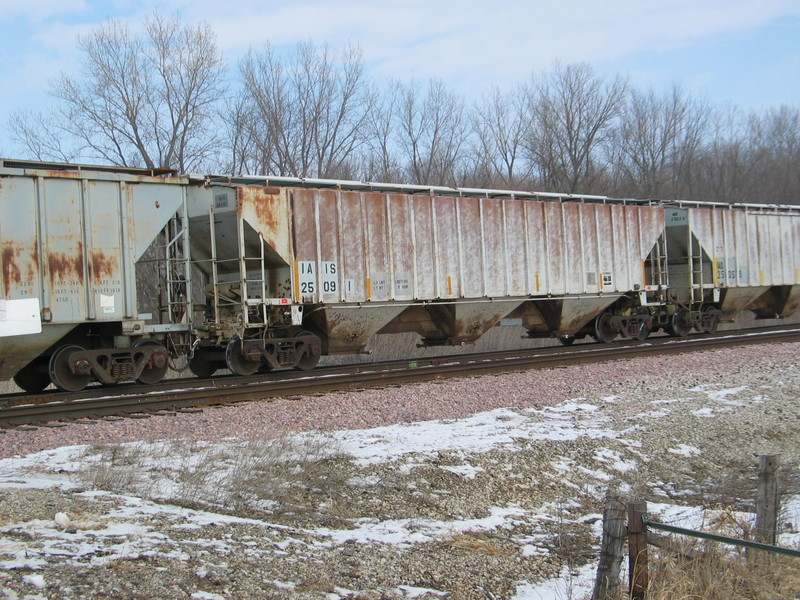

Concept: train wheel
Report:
left=295, top=331, right=321, bottom=371
left=189, top=348, right=219, bottom=378
left=13, top=358, right=50, bottom=393
left=633, top=321, right=652, bottom=341
left=135, top=340, right=170, bottom=384
left=558, top=336, right=575, bottom=346
left=700, top=307, right=721, bottom=333
left=49, top=345, right=92, bottom=392
left=594, top=313, right=617, bottom=344
left=669, top=310, right=692, bottom=337
left=225, top=336, right=261, bottom=376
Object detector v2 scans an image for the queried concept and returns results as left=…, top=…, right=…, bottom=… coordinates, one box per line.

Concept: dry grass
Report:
left=643, top=542, right=800, bottom=600
left=446, top=531, right=508, bottom=556
left=72, top=433, right=349, bottom=517
left=618, top=504, right=800, bottom=600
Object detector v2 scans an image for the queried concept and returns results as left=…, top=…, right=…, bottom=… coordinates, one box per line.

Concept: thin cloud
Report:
left=0, top=0, right=89, bottom=23
left=159, top=0, right=800, bottom=90
left=1, top=0, right=799, bottom=151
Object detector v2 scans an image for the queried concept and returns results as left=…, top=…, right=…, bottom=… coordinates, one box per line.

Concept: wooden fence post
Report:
left=591, top=493, right=626, bottom=600
left=628, top=501, right=648, bottom=600
left=755, top=454, right=779, bottom=545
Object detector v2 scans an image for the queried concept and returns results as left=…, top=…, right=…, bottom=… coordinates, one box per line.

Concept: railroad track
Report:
left=1, top=325, right=798, bottom=429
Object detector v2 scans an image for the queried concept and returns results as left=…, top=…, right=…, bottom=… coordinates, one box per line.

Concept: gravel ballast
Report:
left=0, top=341, right=798, bottom=599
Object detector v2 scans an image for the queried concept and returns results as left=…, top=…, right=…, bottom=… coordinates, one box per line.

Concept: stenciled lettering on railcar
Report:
left=94, top=278, right=122, bottom=295
left=15, top=280, right=33, bottom=296
left=371, top=274, right=387, bottom=296
left=395, top=272, right=411, bottom=294
left=321, top=262, right=338, bottom=295
left=666, top=209, right=688, bottom=226
left=298, top=261, right=340, bottom=296
left=54, top=279, right=82, bottom=302
left=298, top=261, right=316, bottom=295
left=716, top=259, right=746, bottom=283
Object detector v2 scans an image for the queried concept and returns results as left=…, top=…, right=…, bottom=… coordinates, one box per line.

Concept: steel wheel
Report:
left=669, top=310, right=692, bottom=337
left=134, top=340, right=170, bottom=384
left=12, top=358, right=50, bottom=393
left=295, top=330, right=321, bottom=371
left=632, top=320, right=651, bottom=341
left=49, top=344, right=92, bottom=392
left=700, top=306, right=721, bottom=333
left=558, top=336, right=575, bottom=346
left=189, top=348, right=219, bottom=379
left=226, top=336, right=261, bottom=376
left=594, top=313, right=617, bottom=344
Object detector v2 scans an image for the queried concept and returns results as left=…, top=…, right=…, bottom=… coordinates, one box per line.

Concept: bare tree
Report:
left=9, top=109, right=77, bottom=163
left=239, top=41, right=372, bottom=178
left=11, top=12, right=225, bottom=171
left=611, top=85, right=709, bottom=198
left=217, top=90, right=267, bottom=176
left=469, top=85, right=533, bottom=188
left=526, top=63, right=627, bottom=193
left=681, top=107, right=760, bottom=203
left=748, top=105, right=800, bottom=204
left=394, top=79, right=468, bottom=186
left=357, top=83, right=405, bottom=182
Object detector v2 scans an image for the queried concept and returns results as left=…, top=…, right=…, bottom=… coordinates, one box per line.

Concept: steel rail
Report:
left=1, top=325, right=798, bottom=429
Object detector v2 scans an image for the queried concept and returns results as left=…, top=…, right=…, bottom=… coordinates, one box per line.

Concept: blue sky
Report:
left=1, top=0, right=799, bottom=156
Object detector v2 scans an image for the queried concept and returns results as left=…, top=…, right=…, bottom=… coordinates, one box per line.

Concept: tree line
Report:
left=8, top=12, right=800, bottom=204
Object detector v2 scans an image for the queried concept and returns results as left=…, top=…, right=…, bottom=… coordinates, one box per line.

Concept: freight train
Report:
left=1, top=159, right=798, bottom=392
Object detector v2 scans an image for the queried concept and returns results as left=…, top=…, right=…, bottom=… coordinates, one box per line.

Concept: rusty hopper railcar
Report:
left=184, top=176, right=670, bottom=375
left=185, top=175, right=799, bottom=377
left=0, top=160, right=192, bottom=392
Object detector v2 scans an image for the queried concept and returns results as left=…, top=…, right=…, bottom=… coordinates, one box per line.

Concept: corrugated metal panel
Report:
left=503, top=199, right=527, bottom=295
left=1, top=170, right=182, bottom=326
left=1, top=176, right=40, bottom=307
left=388, top=194, right=415, bottom=301
left=287, top=189, right=666, bottom=305
left=365, top=192, right=391, bottom=301
left=238, top=186, right=292, bottom=260
left=780, top=214, right=796, bottom=284
left=40, top=177, right=88, bottom=323
left=688, top=208, right=800, bottom=289
left=411, top=196, right=435, bottom=299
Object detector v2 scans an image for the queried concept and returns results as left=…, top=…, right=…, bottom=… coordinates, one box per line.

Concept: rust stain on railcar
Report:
left=48, top=241, right=84, bottom=285
left=90, top=250, right=118, bottom=281
left=31, top=240, right=39, bottom=276
left=2, top=242, right=22, bottom=296
left=238, top=186, right=291, bottom=257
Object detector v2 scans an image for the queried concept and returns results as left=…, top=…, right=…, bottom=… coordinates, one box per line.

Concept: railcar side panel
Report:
left=1, top=176, right=40, bottom=305
left=411, top=196, right=436, bottom=299
left=503, top=199, right=528, bottom=295
left=388, top=194, right=415, bottom=301
left=365, top=192, right=391, bottom=302
left=458, top=196, right=482, bottom=298
left=287, top=190, right=666, bottom=305
left=542, top=202, right=565, bottom=295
